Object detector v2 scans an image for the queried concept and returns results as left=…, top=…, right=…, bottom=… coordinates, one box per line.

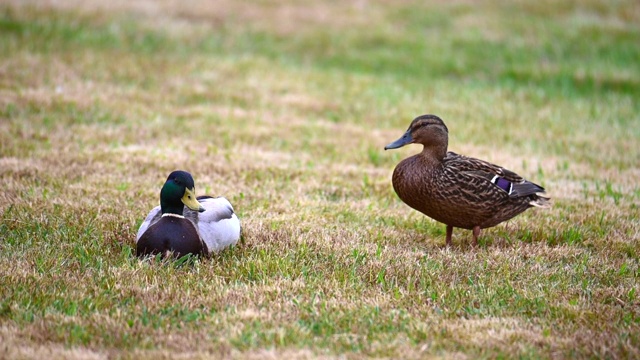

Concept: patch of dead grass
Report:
left=0, top=326, right=107, bottom=360
left=6, top=0, right=385, bottom=36
left=1, top=0, right=639, bottom=359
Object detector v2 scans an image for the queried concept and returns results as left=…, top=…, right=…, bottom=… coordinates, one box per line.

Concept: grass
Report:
left=1, top=0, right=639, bottom=358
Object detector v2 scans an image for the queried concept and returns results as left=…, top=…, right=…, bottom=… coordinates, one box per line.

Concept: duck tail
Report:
left=510, top=180, right=545, bottom=197
left=529, top=192, right=551, bottom=208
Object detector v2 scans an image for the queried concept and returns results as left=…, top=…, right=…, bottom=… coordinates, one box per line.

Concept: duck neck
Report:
left=420, top=141, right=448, bottom=164
left=161, top=201, right=184, bottom=216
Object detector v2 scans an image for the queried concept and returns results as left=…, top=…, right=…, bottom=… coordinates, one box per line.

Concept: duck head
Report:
left=384, top=114, right=449, bottom=160
left=160, top=170, right=206, bottom=215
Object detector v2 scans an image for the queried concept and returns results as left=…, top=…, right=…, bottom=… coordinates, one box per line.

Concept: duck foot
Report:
left=446, top=225, right=453, bottom=247
left=472, top=226, right=481, bottom=246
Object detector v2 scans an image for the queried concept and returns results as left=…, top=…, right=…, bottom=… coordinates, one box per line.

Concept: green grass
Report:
left=1, top=0, right=639, bottom=358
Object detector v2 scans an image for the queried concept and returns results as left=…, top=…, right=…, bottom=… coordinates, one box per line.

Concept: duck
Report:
left=136, top=170, right=241, bottom=258
left=384, top=114, right=550, bottom=246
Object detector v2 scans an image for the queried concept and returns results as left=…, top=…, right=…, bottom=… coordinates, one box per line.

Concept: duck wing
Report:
left=195, top=196, right=242, bottom=254
left=444, top=152, right=548, bottom=199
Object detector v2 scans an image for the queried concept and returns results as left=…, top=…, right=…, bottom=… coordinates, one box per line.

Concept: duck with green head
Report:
left=136, top=170, right=241, bottom=258
left=385, top=114, right=550, bottom=246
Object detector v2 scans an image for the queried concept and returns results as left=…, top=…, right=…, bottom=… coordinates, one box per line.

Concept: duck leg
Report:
left=472, top=226, right=481, bottom=246
left=446, top=225, right=453, bottom=247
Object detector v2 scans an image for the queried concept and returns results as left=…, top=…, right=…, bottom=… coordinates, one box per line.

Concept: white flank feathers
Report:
left=136, top=207, right=161, bottom=241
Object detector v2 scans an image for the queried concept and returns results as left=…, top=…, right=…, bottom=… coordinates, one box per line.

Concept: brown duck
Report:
left=385, top=114, right=550, bottom=246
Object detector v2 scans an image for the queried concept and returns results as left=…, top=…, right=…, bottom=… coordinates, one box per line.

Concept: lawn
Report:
left=1, top=0, right=639, bottom=358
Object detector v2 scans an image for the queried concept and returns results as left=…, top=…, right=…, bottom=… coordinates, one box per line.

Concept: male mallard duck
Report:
left=384, top=114, right=550, bottom=246
left=136, top=170, right=241, bottom=258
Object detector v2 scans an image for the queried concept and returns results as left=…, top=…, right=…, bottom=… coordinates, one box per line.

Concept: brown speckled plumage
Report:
left=385, top=114, right=550, bottom=246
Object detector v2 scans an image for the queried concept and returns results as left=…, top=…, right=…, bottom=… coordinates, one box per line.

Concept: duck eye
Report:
left=412, top=122, right=428, bottom=131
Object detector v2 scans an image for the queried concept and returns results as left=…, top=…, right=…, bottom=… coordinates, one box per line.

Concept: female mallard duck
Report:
left=136, top=170, right=241, bottom=258
left=384, top=114, right=550, bottom=246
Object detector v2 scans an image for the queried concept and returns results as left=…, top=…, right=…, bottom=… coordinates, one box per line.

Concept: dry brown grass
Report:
left=1, top=0, right=639, bottom=359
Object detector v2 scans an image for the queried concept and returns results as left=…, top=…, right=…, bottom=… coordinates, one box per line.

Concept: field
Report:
left=1, top=0, right=639, bottom=358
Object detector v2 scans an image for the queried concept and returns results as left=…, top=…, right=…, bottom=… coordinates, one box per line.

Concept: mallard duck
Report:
left=136, top=170, right=241, bottom=258
left=384, top=114, right=550, bottom=246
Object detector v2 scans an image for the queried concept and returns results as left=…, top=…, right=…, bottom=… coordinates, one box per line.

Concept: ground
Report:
left=1, top=0, right=639, bottom=358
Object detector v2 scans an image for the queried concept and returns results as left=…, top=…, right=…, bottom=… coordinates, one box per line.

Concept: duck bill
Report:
left=182, top=187, right=206, bottom=212
left=384, top=130, right=413, bottom=150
